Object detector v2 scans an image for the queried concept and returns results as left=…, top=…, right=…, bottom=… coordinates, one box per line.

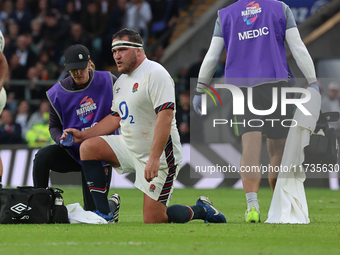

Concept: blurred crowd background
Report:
left=0, top=0, right=191, bottom=147
left=1, top=0, right=340, bottom=149
left=0, top=0, right=187, bottom=103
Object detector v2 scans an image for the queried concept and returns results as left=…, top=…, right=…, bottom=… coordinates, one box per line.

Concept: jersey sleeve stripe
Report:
left=155, top=102, right=174, bottom=114
left=111, top=111, right=120, bottom=117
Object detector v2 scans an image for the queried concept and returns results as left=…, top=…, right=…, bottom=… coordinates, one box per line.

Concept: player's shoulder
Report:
left=144, top=59, right=171, bottom=78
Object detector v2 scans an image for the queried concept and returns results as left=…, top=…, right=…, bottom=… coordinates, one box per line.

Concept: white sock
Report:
left=246, top=192, right=259, bottom=212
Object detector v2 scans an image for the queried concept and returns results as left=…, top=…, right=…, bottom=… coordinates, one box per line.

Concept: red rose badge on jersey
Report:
left=149, top=184, right=156, bottom=192
left=132, top=83, right=138, bottom=93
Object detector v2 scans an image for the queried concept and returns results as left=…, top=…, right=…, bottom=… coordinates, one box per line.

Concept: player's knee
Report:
left=143, top=212, right=168, bottom=224
left=143, top=217, right=167, bottom=224
left=80, top=139, right=98, bottom=160
left=143, top=217, right=155, bottom=224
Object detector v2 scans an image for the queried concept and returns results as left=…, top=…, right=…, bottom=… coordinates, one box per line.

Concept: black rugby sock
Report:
left=82, top=160, right=110, bottom=215
left=167, top=204, right=207, bottom=223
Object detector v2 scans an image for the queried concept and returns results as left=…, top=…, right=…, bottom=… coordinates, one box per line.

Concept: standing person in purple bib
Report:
left=193, top=0, right=319, bottom=223
left=33, top=44, right=121, bottom=221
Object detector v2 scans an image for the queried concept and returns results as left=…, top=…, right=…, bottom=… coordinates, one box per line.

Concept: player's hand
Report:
left=144, top=157, right=160, bottom=182
left=193, top=94, right=202, bottom=116
left=60, top=128, right=84, bottom=143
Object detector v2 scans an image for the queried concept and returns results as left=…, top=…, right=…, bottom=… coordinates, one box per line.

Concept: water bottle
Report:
left=55, top=197, right=64, bottom=206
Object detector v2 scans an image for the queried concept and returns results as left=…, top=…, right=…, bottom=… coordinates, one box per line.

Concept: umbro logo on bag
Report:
left=10, top=203, right=32, bottom=214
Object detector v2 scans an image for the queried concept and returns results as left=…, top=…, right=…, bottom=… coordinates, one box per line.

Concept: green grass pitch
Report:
left=0, top=187, right=339, bottom=255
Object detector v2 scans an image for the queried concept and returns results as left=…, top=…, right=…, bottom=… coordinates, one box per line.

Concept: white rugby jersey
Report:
left=111, top=58, right=183, bottom=169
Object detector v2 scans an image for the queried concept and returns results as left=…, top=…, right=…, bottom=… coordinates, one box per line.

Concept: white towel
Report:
left=265, top=88, right=321, bottom=224
left=66, top=203, right=108, bottom=224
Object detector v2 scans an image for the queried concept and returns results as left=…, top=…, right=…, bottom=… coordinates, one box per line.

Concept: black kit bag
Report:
left=0, top=186, right=69, bottom=224
left=48, top=187, right=69, bottom=224
left=304, top=112, right=340, bottom=165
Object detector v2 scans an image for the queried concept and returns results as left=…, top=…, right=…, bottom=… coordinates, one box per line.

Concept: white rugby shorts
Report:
left=100, top=135, right=179, bottom=206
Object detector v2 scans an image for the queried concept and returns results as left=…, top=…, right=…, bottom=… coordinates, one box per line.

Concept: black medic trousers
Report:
left=33, top=144, right=112, bottom=211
